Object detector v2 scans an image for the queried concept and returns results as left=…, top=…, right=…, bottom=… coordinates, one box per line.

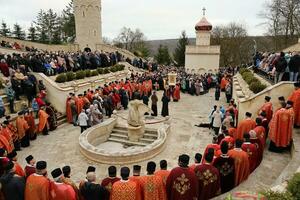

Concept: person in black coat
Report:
left=80, top=171, right=108, bottom=200
left=274, top=52, right=287, bottom=83
left=0, top=161, right=25, bottom=200
left=161, top=91, right=170, bottom=117
left=289, top=53, right=300, bottom=82
left=215, top=86, right=220, bottom=101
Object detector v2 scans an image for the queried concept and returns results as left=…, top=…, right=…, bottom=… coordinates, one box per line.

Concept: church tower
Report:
left=74, top=0, right=103, bottom=50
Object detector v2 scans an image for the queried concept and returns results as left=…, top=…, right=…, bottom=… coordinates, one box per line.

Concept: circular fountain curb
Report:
left=79, top=118, right=171, bottom=165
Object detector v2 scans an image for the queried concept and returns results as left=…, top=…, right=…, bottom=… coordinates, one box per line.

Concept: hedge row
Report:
left=55, top=64, right=125, bottom=83
left=239, top=68, right=267, bottom=94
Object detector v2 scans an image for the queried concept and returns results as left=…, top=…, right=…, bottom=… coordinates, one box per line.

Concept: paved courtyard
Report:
left=17, top=90, right=291, bottom=193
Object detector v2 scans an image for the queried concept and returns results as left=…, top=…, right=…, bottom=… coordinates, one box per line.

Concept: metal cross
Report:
left=202, top=7, right=206, bottom=16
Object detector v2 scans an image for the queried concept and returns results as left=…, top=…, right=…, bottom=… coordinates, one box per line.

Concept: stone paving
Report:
left=16, top=90, right=291, bottom=194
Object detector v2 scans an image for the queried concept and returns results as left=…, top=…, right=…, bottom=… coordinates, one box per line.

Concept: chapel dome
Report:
left=195, top=17, right=212, bottom=31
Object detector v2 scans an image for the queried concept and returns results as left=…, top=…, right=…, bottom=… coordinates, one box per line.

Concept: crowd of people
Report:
left=253, top=51, right=300, bottom=83
left=0, top=75, right=298, bottom=200
left=0, top=40, right=37, bottom=52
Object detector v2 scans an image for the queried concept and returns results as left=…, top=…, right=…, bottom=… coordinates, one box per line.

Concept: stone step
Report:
left=143, top=133, right=158, bottom=139
left=139, top=137, right=155, bottom=143
left=57, top=118, right=67, bottom=126
left=114, top=126, right=128, bottom=131
left=108, top=137, right=147, bottom=147
left=112, top=129, right=128, bottom=135
left=110, top=133, right=128, bottom=139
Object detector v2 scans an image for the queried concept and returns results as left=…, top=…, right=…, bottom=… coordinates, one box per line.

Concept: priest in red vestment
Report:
left=203, top=137, right=221, bottom=163
left=76, top=94, right=84, bottom=115
left=189, top=153, right=202, bottom=172
left=258, top=96, right=273, bottom=122
left=37, top=107, right=49, bottom=135
left=111, top=167, right=141, bottom=200
left=24, top=155, right=36, bottom=178
left=249, top=130, right=264, bottom=168
left=154, top=160, right=170, bottom=187
left=195, top=151, right=221, bottom=200
left=173, top=84, right=181, bottom=102
left=228, top=122, right=237, bottom=137
left=139, top=161, right=167, bottom=200
left=269, top=102, right=294, bottom=152
left=166, top=154, right=198, bottom=200
left=228, top=140, right=250, bottom=186
left=24, top=110, right=37, bottom=140
left=7, top=150, right=25, bottom=177
left=213, top=141, right=235, bottom=193
left=16, top=111, right=30, bottom=147
left=66, top=94, right=73, bottom=123
left=101, top=166, right=120, bottom=200
left=220, top=130, right=235, bottom=150
left=50, top=168, right=76, bottom=200
left=235, top=112, right=256, bottom=140
left=242, top=133, right=258, bottom=173
left=0, top=130, right=13, bottom=154
left=25, top=161, right=50, bottom=200
left=288, top=82, right=300, bottom=127
left=253, top=117, right=266, bottom=148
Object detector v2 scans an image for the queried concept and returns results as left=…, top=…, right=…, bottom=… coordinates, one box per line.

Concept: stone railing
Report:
left=233, top=75, right=294, bottom=121
left=79, top=117, right=171, bottom=165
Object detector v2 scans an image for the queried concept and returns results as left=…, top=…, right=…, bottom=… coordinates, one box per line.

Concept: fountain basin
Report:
left=79, top=118, right=170, bottom=164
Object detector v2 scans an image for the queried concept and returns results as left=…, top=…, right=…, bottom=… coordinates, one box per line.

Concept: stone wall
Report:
left=34, top=64, right=131, bottom=113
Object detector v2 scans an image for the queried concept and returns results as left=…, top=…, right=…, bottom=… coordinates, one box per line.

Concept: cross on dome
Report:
left=202, top=7, right=206, bottom=16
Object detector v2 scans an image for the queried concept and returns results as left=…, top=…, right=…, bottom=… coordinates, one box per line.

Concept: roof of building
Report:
left=195, top=17, right=213, bottom=31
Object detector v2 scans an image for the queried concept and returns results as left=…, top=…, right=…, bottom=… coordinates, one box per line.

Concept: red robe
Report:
left=236, top=118, right=256, bottom=140
left=101, top=177, right=120, bottom=200
left=220, top=78, right=229, bottom=90
left=250, top=137, right=264, bottom=167
left=258, top=102, right=273, bottom=122
left=76, top=97, right=84, bottom=115
left=194, top=164, right=221, bottom=200
left=228, top=127, right=237, bottom=137
left=213, top=155, right=235, bottom=193
left=66, top=98, right=73, bottom=123
left=269, top=108, right=294, bottom=148
left=253, top=126, right=266, bottom=148
left=16, top=116, right=29, bottom=140
left=25, top=114, right=36, bottom=139
left=1, top=128, right=14, bottom=152
left=50, top=182, right=76, bottom=200
left=220, top=136, right=235, bottom=150
left=25, top=174, right=50, bottom=200
left=242, top=142, right=258, bottom=173
left=166, top=167, right=198, bottom=200
left=0, top=133, right=13, bottom=153
left=110, top=180, right=141, bottom=200
left=228, top=148, right=250, bottom=186
left=154, top=170, right=170, bottom=187
left=288, top=88, right=300, bottom=126
left=38, top=110, right=49, bottom=133
left=24, top=165, right=36, bottom=178
left=173, top=85, right=181, bottom=101
left=139, top=175, right=167, bottom=200
left=14, top=162, right=25, bottom=177
left=202, top=144, right=221, bottom=163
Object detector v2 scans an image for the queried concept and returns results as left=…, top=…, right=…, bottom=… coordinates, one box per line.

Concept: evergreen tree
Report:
left=35, top=10, right=49, bottom=43
left=0, top=22, right=11, bottom=37
left=27, top=25, right=37, bottom=41
left=173, top=31, right=189, bottom=67
left=61, top=0, right=75, bottom=42
left=12, top=23, right=26, bottom=40
left=155, top=45, right=172, bottom=65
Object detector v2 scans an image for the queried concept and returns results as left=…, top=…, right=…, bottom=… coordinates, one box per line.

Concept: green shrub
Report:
left=115, top=64, right=125, bottom=71
left=245, top=76, right=259, bottom=85
left=55, top=74, right=67, bottom=83
left=65, top=72, right=76, bottom=81
left=110, top=66, right=117, bottom=73
left=249, top=82, right=267, bottom=94
left=287, top=173, right=300, bottom=199
left=103, top=68, right=110, bottom=74
left=85, top=70, right=91, bottom=77
left=97, top=68, right=104, bottom=74
left=239, top=68, right=251, bottom=75
left=91, top=70, right=99, bottom=76
left=76, top=70, right=86, bottom=80
left=262, top=190, right=294, bottom=200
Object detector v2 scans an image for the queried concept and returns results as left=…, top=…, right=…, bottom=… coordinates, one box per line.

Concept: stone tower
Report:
left=74, top=0, right=103, bottom=50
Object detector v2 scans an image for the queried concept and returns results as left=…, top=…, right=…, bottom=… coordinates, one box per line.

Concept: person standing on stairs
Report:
left=4, top=80, right=15, bottom=114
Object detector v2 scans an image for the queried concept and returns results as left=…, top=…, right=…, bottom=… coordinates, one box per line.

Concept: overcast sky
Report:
left=0, top=0, right=267, bottom=40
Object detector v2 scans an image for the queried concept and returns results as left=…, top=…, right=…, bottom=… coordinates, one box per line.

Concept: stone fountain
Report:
left=79, top=100, right=170, bottom=164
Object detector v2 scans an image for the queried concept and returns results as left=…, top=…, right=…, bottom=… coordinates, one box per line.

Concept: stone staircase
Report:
left=108, top=126, right=158, bottom=147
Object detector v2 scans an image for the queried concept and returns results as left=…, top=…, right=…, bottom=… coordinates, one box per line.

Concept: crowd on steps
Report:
left=253, top=51, right=300, bottom=83
left=0, top=40, right=37, bottom=52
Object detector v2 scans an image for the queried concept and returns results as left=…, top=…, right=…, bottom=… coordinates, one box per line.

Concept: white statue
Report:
left=127, top=100, right=151, bottom=127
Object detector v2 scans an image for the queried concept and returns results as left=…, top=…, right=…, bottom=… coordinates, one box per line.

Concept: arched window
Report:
left=83, top=11, right=85, bottom=17
left=94, top=30, right=96, bottom=36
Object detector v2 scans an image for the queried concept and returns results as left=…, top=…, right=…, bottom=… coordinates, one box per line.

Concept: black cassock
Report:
left=161, top=95, right=170, bottom=117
